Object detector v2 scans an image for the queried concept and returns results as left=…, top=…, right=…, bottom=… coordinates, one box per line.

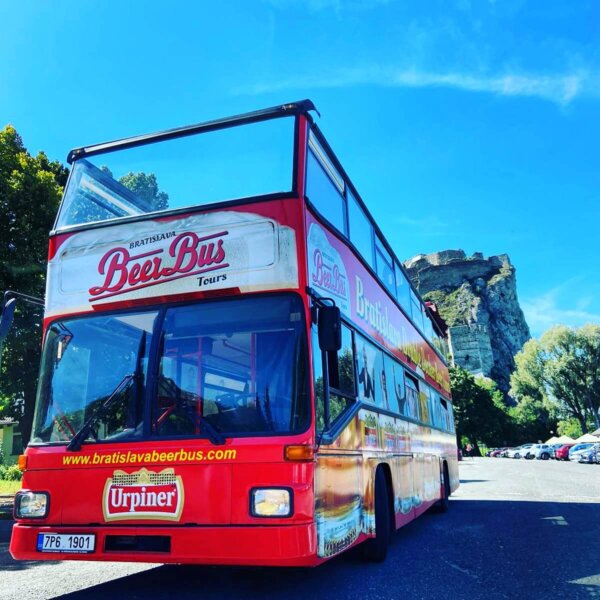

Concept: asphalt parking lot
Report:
left=1, top=457, right=599, bottom=600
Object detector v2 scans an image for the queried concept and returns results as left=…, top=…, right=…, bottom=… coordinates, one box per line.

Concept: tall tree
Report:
left=449, top=366, right=514, bottom=451
left=510, top=325, right=600, bottom=433
left=0, top=125, right=68, bottom=443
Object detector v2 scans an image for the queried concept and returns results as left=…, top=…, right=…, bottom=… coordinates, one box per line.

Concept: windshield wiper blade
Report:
left=66, top=374, right=136, bottom=452
left=198, top=414, right=226, bottom=445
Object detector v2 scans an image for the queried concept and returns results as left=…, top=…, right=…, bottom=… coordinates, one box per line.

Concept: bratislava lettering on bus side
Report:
left=355, top=275, right=404, bottom=347
left=89, top=230, right=229, bottom=299
left=355, top=275, right=449, bottom=392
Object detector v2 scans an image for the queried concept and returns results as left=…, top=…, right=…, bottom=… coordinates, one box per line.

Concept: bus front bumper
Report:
left=10, top=522, right=318, bottom=567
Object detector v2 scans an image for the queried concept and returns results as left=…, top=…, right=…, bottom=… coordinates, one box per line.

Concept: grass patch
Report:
left=0, top=480, right=21, bottom=495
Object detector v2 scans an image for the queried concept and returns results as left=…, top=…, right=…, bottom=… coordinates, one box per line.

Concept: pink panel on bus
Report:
left=305, top=212, right=450, bottom=396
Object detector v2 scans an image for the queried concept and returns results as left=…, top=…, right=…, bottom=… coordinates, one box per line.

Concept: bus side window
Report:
left=314, top=323, right=356, bottom=431
left=447, top=402, right=455, bottom=433
left=404, top=374, right=420, bottom=421
left=419, top=386, right=430, bottom=425
left=306, top=134, right=347, bottom=235
left=380, top=354, right=399, bottom=413
left=312, top=325, right=324, bottom=431
left=440, top=397, right=450, bottom=431
left=355, top=333, right=378, bottom=405
left=395, top=262, right=411, bottom=315
left=347, top=190, right=374, bottom=267
left=375, top=234, right=395, bottom=296
left=327, top=325, right=355, bottom=396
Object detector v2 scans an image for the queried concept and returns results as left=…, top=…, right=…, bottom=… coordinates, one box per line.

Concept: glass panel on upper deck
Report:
left=55, top=117, right=294, bottom=230
left=348, top=190, right=374, bottom=267
left=306, top=131, right=347, bottom=235
left=375, top=234, right=395, bottom=295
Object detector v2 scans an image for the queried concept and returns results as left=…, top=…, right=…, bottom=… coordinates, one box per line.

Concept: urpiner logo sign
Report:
left=89, top=230, right=229, bottom=301
left=103, top=467, right=184, bottom=522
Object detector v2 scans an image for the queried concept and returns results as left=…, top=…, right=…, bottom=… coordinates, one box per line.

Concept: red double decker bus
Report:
left=7, top=100, right=458, bottom=566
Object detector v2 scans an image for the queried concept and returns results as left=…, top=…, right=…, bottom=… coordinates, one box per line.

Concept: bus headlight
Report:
left=14, top=492, right=49, bottom=519
left=250, top=488, right=292, bottom=517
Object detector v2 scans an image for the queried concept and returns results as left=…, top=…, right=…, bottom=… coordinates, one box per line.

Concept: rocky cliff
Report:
left=404, top=250, right=530, bottom=393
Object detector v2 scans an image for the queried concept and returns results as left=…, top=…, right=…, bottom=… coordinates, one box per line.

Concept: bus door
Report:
left=312, top=322, right=362, bottom=558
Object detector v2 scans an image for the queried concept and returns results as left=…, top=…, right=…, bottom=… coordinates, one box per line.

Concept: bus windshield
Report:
left=55, top=116, right=295, bottom=230
left=31, top=295, right=309, bottom=444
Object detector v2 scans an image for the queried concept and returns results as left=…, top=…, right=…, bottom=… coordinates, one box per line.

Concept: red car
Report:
left=555, top=444, right=575, bottom=461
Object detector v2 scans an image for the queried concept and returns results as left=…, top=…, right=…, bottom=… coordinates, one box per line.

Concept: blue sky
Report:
left=1, top=0, right=598, bottom=337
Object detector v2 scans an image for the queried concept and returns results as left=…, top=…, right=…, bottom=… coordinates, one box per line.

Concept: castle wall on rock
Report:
left=448, top=324, right=494, bottom=377
left=404, top=249, right=530, bottom=392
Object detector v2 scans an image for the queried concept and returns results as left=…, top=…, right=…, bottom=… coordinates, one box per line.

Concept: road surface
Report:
left=1, top=457, right=599, bottom=600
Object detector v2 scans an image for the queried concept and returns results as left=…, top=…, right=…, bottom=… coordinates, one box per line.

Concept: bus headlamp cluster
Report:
left=250, top=488, right=292, bottom=517
left=14, top=491, right=49, bottom=519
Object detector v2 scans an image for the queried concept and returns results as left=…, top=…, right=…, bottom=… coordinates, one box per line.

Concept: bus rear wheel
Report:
left=363, top=468, right=392, bottom=563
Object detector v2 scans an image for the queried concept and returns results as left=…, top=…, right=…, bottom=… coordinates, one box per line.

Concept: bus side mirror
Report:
left=0, top=298, right=17, bottom=344
left=0, top=298, right=17, bottom=363
left=318, top=305, right=341, bottom=352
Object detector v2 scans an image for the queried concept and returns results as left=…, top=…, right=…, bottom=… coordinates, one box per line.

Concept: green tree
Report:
left=449, top=366, right=514, bottom=452
left=510, top=325, right=600, bottom=433
left=118, top=171, right=168, bottom=211
left=508, top=396, right=557, bottom=443
left=556, top=418, right=583, bottom=439
left=0, top=125, right=68, bottom=443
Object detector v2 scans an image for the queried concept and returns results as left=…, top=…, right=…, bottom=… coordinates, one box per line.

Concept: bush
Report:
left=3, top=465, right=22, bottom=481
left=0, top=465, right=6, bottom=480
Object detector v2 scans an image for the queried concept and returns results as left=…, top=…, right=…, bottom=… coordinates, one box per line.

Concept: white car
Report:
left=505, top=444, right=533, bottom=459
left=527, top=444, right=553, bottom=460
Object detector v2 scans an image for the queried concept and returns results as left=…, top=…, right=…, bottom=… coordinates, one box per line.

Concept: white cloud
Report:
left=522, top=283, right=600, bottom=338
left=241, top=65, right=593, bottom=106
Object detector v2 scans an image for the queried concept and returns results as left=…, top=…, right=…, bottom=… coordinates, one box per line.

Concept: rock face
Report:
left=404, top=250, right=530, bottom=392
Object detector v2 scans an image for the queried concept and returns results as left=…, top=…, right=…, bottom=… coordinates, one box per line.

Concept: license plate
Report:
left=37, top=533, right=96, bottom=554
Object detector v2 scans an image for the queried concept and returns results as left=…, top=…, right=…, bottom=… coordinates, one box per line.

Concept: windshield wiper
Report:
left=197, top=415, right=226, bottom=446
left=66, top=374, right=136, bottom=452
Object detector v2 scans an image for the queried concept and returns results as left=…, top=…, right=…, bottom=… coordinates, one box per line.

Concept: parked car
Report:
left=529, top=444, right=553, bottom=460
left=549, top=443, right=564, bottom=459
left=505, top=444, right=533, bottom=459
left=577, top=443, right=600, bottom=464
left=491, top=447, right=508, bottom=457
left=555, top=444, right=575, bottom=461
left=569, top=443, right=595, bottom=460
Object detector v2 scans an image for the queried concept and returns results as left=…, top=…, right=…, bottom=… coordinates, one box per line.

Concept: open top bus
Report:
left=5, top=100, right=458, bottom=566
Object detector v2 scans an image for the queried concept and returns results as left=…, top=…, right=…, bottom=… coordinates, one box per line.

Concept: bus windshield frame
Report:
left=54, top=101, right=315, bottom=232
left=31, top=293, right=310, bottom=446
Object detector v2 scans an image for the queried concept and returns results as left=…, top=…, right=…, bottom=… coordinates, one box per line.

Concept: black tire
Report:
left=541, top=453, right=549, bottom=460
left=433, top=463, right=450, bottom=513
left=514, top=453, right=520, bottom=459
left=363, top=468, right=391, bottom=563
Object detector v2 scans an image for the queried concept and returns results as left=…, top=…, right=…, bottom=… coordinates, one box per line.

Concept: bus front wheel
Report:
left=363, top=468, right=392, bottom=563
